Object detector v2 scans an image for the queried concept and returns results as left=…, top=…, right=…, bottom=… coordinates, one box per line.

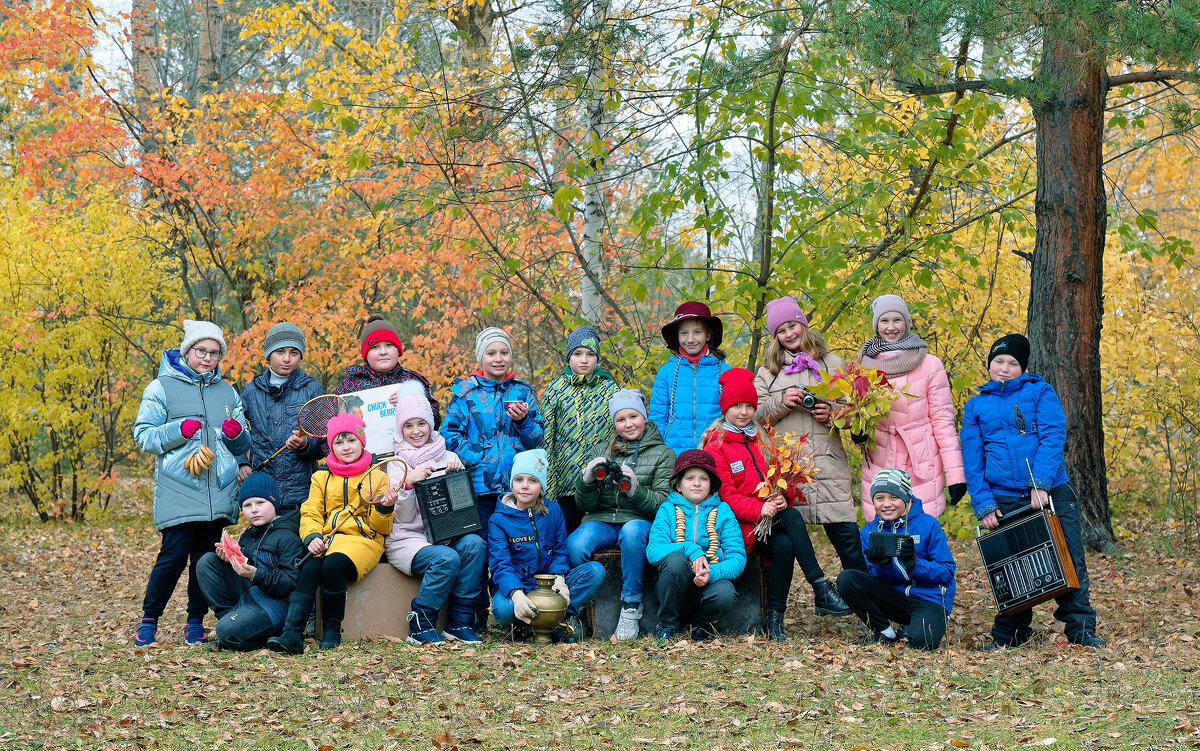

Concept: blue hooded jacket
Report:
left=133, top=351, right=252, bottom=530
left=859, top=497, right=956, bottom=614
left=443, top=374, right=544, bottom=496
left=960, top=373, right=1070, bottom=520
left=646, top=491, right=746, bottom=583
left=240, top=368, right=324, bottom=511
left=488, top=496, right=570, bottom=597
left=648, top=353, right=731, bottom=457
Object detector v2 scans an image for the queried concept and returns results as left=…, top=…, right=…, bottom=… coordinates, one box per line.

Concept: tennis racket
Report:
left=355, top=457, right=410, bottom=508
left=251, top=394, right=348, bottom=473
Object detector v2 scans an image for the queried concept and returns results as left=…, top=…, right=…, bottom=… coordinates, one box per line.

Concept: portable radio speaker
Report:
left=415, top=470, right=483, bottom=545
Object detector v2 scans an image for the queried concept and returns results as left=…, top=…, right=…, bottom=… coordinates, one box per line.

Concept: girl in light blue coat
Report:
left=649, top=302, right=731, bottom=457
left=132, top=320, right=251, bottom=647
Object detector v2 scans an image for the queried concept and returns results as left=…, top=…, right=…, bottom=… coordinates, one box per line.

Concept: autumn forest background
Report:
left=1, top=0, right=1199, bottom=554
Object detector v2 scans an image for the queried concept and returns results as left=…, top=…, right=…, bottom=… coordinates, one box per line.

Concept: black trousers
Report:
left=195, top=552, right=276, bottom=650
left=655, top=552, right=737, bottom=633
left=296, top=552, right=358, bottom=622
left=141, top=520, right=226, bottom=621
left=990, top=483, right=1096, bottom=644
left=758, top=507, right=824, bottom=612
left=821, top=521, right=869, bottom=573
left=837, top=569, right=947, bottom=650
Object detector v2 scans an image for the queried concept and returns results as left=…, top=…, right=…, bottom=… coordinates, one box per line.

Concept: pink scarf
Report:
left=393, top=431, right=449, bottom=472
left=326, top=449, right=372, bottom=478
left=782, top=350, right=822, bottom=379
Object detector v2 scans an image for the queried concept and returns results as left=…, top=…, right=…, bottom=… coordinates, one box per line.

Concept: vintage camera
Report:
left=798, top=388, right=822, bottom=410
left=591, top=459, right=631, bottom=493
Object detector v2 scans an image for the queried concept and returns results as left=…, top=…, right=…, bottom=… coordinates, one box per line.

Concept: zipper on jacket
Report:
left=746, top=442, right=765, bottom=483
left=527, top=508, right=542, bottom=573
left=691, top=504, right=702, bottom=548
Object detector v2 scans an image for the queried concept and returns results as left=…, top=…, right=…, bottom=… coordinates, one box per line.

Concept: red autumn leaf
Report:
left=853, top=375, right=871, bottom=398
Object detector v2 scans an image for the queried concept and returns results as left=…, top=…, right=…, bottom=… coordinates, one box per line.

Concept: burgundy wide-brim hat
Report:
left=661, top=301, right=724, bottom=351
left=671, top=449, right=722, bottom=493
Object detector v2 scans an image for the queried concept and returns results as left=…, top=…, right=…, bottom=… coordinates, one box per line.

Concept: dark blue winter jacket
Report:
left=960, top=373, right=1070, bottom=520
left=443, top=373, right=544, bottom=496
left=236, top=517, right=306, bottom=630
left=240, top=369, right=324, bottom=512
left=649, top=353, right=730, bottom=457
left=487, top=496, right=570, bottom=597
left=859, top=497, right=956, bottom=614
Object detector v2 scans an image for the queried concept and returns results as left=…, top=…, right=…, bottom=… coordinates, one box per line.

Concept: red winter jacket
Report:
left=703, top=429, right=798, bottom=553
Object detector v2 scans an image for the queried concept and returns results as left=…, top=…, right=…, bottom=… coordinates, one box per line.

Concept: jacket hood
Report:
left=251, top=367, right=317, bottom=394
left=497, top=495, right=545, bottom=516
left=559, top=365, right=615, bottom=383
left=871, top=495, right=928, bottom=533
left=613, top=419, right=666, bottom=456
left=669, top=352, right=723, bottom=367
left=453, top=372, right=532, bottom=397
left=663, top=490, right=723, bottom=514
left=978, top=372, right=1042, bottom=395
left=159, top=349, right=222, bottom=384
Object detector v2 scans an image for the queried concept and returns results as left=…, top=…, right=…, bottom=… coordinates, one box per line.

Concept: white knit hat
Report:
left=180, top=319, right=227, bottom=356
left=475, top=326, right=511, bottom=361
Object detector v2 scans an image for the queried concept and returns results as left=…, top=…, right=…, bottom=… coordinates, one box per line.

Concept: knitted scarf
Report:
left=392, top=431, right=449, bottom=474
left=326, top=448, right=373, bottom=478
left=722, top=421, right=758, bottom=439
left=858, top=333, right=928, bottom=377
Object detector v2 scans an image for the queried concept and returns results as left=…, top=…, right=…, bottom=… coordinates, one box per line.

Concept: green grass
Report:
left=1, top=511, right=1198, bottom=750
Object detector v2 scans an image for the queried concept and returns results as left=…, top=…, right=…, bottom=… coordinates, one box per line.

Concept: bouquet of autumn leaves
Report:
left=753, top=423, right=819, bottom=542
left=806, top=364, right=909, bottom=450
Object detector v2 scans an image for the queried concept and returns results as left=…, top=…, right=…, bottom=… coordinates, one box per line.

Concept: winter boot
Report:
left=443, top=602, right=482, bottom=644
left=812, top=578, right=853, bottom=617
left=266, top=591, right=313, bottom=655
left=318, top=619, right=343, bottom=650
left=763, top=609, right=787, bottom=642
left=134, top=617, right=157, bottom=647
left=552, top=614, right=584, bottom=644
left=406, top=601, right=446, bottom=646
left=317, top=587, right=346, bottom=650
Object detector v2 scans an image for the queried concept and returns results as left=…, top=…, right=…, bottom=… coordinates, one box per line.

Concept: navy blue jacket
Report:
left=960, top=373, right=1070, bottom=520
left=859, top=497, right=956, bottom=614
left=487, top=496, right=569, bottom=597
left=240, top=369, right=325, bottom=512
left=236, top=517, right=306, bottom=629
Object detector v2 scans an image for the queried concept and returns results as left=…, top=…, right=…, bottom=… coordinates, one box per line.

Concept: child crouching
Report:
left=489, top=449, right=605, bottom=643
left=197, top=472, right=304, bottom=650
left=837, top=468, right=956, bottom=650
left=385, top=394, right=484, bottom=645
left=646, top=450, right=746, bottom=640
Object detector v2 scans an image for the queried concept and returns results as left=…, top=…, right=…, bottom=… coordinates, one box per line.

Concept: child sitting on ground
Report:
left=384, top=393, right=484, bottom=645
left=196, top=472, right=305, bottom=650
left=645, top=450, right=746, bottom=640
left=837, top=468, right=956, bottom=650
left=488, top=449, right=605, bottom=643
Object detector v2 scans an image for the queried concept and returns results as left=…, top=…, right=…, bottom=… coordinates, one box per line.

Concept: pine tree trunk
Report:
left=1027, top=33, right=1117, bottom=552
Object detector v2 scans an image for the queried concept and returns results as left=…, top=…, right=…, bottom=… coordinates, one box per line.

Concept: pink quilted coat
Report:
left=860, top=351, right=965, bottom=520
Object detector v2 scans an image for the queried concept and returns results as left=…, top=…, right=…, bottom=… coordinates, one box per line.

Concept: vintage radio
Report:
left=977, top=503, right=1079, bottom=615
left=415, top=469, right=483, bottom=545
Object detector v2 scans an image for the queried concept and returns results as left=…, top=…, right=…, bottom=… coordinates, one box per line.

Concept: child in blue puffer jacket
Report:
left=444, top=326, right=544, bottom=629
left=837, top=468, right=955, bottom=650
left=488, top=450, right=605, bottom=643
left=961, top=334, right=1102, bottom=650
left=649, top=302, right=731, bottom=457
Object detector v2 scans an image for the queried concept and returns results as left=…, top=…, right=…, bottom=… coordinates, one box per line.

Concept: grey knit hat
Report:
left=565, top=325, right=601, bottom=361
left=475, top=326, right=511, bottom=361
left=869, top=467, right=913, bottom=505
left=263, top=322, right=306, bottom=359
left=180, top=319, right=226, bottom=356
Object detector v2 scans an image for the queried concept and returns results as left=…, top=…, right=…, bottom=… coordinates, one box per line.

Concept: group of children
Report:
left=132, top=296, right=1102, bottom=653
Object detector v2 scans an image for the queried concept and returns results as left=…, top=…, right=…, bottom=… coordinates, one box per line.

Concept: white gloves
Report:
left=581, top=456, right=606, bottom=484
left=511, top=590, right=537, bottom=624
left=552, top=575, right=571, bottom=603
left=620, top=464, right=639, bottom=496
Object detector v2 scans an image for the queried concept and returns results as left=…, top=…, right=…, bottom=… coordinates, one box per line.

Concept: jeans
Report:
left=142, top=520, right=226, bottom=621
left=990, top=483, right=1096, bottom=643
left=475, top=493, right=499, bottom=613
left=491, top=561, right=606, bottom=627
left=410, top=534, right=485, bottom=626
left=837, top=569, right=947, bottom=650
left=654, top=552, right=737, bottom=633
left=196, top=553, right=276, bottom=650
left=567, top=519, right=651, bottom=602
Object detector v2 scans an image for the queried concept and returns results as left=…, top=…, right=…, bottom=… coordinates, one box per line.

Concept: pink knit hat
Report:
left=326, top=412, right=366, bottom=450
left=765, top=296, right=809, bottom=335
left=393, top=391, right=434, bottom=431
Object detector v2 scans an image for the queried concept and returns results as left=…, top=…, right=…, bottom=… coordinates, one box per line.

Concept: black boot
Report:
left=267, top=591, right=313, bottom=655
left=812, top=578, right=853, bottom=617
left=319, top=619, right=342, bottom=650
left=763, top=609, right=787, bottom=642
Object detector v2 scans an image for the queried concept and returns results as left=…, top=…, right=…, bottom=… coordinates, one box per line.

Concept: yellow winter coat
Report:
left=299, top=467, right=394, bottom=580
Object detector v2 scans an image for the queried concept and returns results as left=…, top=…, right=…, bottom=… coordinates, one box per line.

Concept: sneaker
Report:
left=405, top=611, right=446, bottom=646
left=812, top=578, right=853, bottom=617
left=1069, top=631, right=1105, bottom=648
left=614, top=601, right=643, bottom=641
left=552, top=615, right=583, bottom=644
left=184, top=619, right=209, bottom=645
left=691, top=625, right=718, bottom=642
left=134, top=617, right=157, bottom=647
left=443, top=625, right=483, bottom=644
left=510, top=622, right=534, bottom=642
left=653, top=627, right=677, bottom=640
left=763, top=610, right=787, bottom=642
left=855, top=631, right=898, bottom=646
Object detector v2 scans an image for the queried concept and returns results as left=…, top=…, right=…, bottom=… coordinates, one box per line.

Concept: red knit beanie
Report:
left=719, top=368, right=758, bottom=413
left=360, top=316, right=404, bottom=361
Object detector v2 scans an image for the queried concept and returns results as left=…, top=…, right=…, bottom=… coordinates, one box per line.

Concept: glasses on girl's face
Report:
left=191, top=347, right=223, bottom=361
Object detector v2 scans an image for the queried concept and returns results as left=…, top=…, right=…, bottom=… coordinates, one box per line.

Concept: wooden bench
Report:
left=587, top=549, right=767, bottom=638
left=316, top=559, right=446, bottom=642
